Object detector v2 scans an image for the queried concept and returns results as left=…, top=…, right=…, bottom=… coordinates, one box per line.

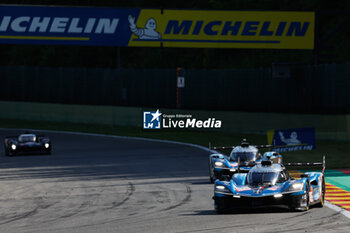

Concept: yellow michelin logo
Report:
left=128, top=10, right=314, bottom=49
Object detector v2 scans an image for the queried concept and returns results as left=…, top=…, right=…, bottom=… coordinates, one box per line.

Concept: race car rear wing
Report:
left=209, top=138, right=274, bottom=151
left=209, top=138, right=310, bottom=151
left=210, top=145, right=275, bottom=150
left=284, top=156, right=326, bottom=174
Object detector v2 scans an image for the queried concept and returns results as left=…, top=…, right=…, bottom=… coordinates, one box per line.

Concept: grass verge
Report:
left=0, top=119, right=349, bottom=169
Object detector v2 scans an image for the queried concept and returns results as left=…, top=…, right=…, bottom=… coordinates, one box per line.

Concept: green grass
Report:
left=0, top=119, right=349, bottom=169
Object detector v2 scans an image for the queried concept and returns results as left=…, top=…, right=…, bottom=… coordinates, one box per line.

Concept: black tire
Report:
left=304, top=182, right=310, bottom=211
left=315, top=176, right=325, bottom=208
left=5, top=147, right=14, bottom=156
left=209, top=159, right=215, bottom=184
left=214, top=198, right=229, bottom=214
left=5, top=148, right=9, bottom=156
left=290, top=182, right=310, bottom=211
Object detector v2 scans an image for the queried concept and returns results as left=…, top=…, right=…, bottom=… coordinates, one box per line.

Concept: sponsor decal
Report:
left=235, top=186, right=251, bottom=192
left=309, top=191, right=314, bottom=203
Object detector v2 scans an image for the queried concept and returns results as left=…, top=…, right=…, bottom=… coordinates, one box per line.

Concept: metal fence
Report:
left=0, top=64, right=349, bottom=113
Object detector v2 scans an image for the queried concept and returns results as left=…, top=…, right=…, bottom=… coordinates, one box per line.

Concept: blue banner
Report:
left=0, top=5, right=139, bottom=46
left=268, top=127, right=315, bottom=152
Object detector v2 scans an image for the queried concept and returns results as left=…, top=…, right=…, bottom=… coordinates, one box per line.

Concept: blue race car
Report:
left=209, top=139, right=275, bottom=183
left=213, top=157, right=326, bottom=213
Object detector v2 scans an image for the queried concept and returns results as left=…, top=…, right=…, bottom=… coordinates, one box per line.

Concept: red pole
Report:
left=176, top=67, right=181, bottom=108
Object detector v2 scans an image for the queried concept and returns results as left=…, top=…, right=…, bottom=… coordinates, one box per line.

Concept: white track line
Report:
left=2, top=127, right=349, bottom=219
left=325, top=201, right=350, bottom=219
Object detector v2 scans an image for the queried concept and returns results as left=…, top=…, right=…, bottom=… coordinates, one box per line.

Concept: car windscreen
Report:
left=18, top=135, right=36, bottom=142
left=230, top=152, right=256, bottom=162
left=247, top=172, right=281, bottom=186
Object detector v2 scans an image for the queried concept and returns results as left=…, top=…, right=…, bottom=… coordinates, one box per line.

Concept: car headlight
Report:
left=44, top=143, right=50, bottom=149
left=286, top=182, right=304, bottom=192
left=215, top=185, right=231, bottom=193
left=216, top=185, right=225, bottom=190
left=11, top=144, right=16, bottom=150
left=214, top=161, right=224, bottom=167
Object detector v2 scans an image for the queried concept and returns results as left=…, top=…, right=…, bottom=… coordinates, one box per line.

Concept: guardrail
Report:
left=0, top=64, right=349, bottom=113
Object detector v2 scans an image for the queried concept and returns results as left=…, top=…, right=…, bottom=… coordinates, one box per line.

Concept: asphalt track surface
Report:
left=0, top=129, right=349, bottom=233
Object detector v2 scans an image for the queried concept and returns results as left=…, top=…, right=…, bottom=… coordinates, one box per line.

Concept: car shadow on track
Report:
left=190, top=180, right=212, bottom=185
left=184, top=206, right=292, bottom=216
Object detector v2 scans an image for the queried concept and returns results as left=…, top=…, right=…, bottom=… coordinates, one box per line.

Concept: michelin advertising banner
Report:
left=267, top=127, right=316, bottom=152
left=0, top=5, right=314, bottom=49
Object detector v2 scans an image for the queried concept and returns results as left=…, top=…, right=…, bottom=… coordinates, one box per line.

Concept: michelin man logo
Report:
left=143, top=109, right=162, bottom=129
left=128, top=15, right=161, bottom=40
left=279, top=131, right=301, bottom=145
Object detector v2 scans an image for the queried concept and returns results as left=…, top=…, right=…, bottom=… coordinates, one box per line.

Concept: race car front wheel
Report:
left=5, top=147, right=13, bottom=156
left=290, top=182, right=310, bottom=211
left=304, top=183, right=310, bottom=211
left=214, top=198, right=229, bottom=214
left=315, top=176, right=325, bottom=208
left=4, top=148, right=9, bottom=156
left=209, top=159, right=215, bottom=184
